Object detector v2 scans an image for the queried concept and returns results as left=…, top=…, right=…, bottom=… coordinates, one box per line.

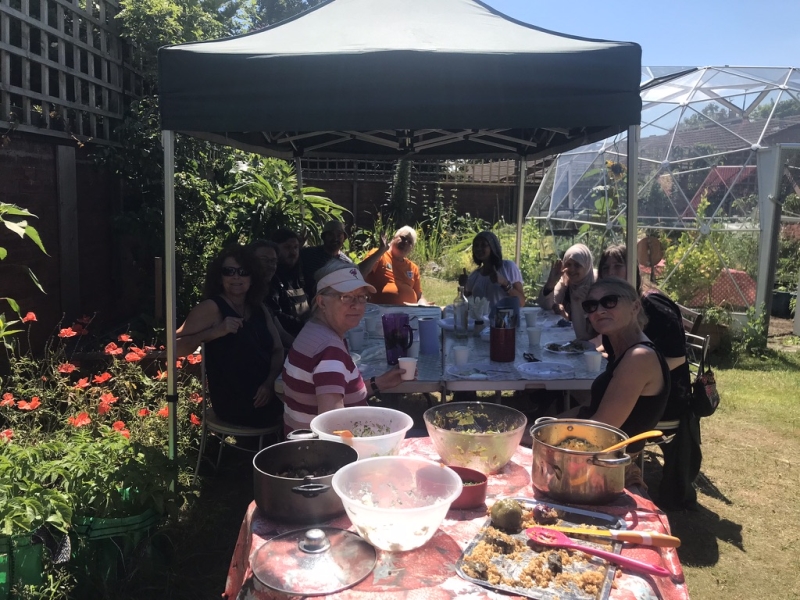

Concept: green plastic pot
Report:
left=0, top=535, right=44, bottom=599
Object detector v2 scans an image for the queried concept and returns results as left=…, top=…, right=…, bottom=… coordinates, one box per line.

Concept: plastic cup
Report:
left=398, top=357, right=417, bottom=380
left=524, top=312, right=539, bottom=327
left=526, top=327, right=542, bottom=346
left=452, top=346, right=469, bottom=366
left=348, top=327, right=365, bottom=351
left=584, top=350, right=602, bottom=372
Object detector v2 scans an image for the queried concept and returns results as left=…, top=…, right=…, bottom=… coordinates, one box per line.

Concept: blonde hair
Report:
left=588, top=277, right=648, bottom=330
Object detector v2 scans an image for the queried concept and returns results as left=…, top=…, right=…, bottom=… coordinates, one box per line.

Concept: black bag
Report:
left=691, top=353, right=720, bottom=417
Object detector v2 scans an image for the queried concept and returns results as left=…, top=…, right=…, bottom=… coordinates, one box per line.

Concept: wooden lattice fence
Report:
left=0, top=0, right=141, bottom=144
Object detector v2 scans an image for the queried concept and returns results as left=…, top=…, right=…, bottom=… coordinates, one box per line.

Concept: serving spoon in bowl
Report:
left=598, top=430, right=663, bottom=454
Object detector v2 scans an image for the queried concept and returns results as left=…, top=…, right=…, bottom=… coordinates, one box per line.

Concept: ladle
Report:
left=598, top=430, right=662, bottom=454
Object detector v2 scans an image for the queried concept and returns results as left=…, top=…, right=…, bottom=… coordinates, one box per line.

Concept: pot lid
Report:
left=251, top=527, right=376, bottom=596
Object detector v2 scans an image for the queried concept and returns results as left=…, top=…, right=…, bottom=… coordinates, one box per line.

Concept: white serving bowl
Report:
left=331, top=456, right=462, bottom=551
left=310, top=406, right=413, bottom=459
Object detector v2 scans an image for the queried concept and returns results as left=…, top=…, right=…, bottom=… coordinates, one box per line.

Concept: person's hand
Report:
left=253, top=379, right=275, bottom=407
left=217, top=316, right=243, bottom=337
left=458, top=268, right=468, bottom=287
left=547, top=259, right=563, bottom=286
left=375, top=367, right=405, bottom=392
left=378, top=234, right=390, bottom=254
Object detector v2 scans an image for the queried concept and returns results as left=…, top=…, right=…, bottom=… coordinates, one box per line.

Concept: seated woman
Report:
left=538, top=243, right=597, bottom=340
left=363, top=226, right=431, bottom=305
left=464, top=231, right=526, bottom=308
left=249, top=239, right=295, bottom=349
left=599, top=245, right=700, bottom=509
left=576, top=277, right=670, bottom=463
left=281, top=260, right=405, bottom=436
left=176, top=245, right=284, bottom=428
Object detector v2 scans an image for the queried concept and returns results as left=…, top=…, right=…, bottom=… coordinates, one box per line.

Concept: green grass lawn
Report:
left=421, top=275, right=458, bottom=306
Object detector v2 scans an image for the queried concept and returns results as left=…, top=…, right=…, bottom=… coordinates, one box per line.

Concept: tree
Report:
left=256, top=0, right=323, bottom=26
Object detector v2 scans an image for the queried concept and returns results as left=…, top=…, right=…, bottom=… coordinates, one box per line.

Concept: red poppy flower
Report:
left=99, top=392, right=118, bottom=405
left=98, top=402, right=111, bottom=415
left=144, top=345, right=156, bottom=352
left=21, top=312, right=37, bottom=323
left=0, top=429, right=12, bottom=441
left=175, top=360, right=183, bottom=369
left=153, top=370, right=167, bottom=381
left=68, top=412, right=91, bottom=427
left=58, top=327, right=78, bottom=338
left=186, top=353, right=202, bottom=365
left=74, top=378, right=90, bottom=389
left=57, top=362, right=77, bottom=374
left=72, top=323, right=88, bottom=336
left=118, top=428, right=130, bottom=439
left=137, top=408, right=150, bottom=417
left=189, top=392, right=202, bottom=404
left=1, top=393, right=15, bottom=407
left=18, top=397, right=41, bottom=411
left=190, top=414, right=201, bottom=426
left=92, top=372, right=112, bottom=384
left=124, top=351, right=143, bottom=363
left=76, top=315, right=92, bottom=325
left=118, top=333, right=132, bottom=342
left=104, top=342, right=123, bottom=356
left=112, top=420, right=126, bottom=431
left=157, top=406, right=169, bottom=418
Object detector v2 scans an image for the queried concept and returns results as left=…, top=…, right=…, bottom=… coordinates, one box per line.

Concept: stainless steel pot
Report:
left=253, top=432, right=358, bottom=524
left=529, top=418, right=631, bottom=505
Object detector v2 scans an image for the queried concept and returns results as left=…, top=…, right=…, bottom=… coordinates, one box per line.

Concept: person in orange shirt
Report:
left=364, top=226, right=432, bottom=305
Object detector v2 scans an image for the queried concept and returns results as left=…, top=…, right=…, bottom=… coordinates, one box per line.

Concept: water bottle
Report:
left=453, top=286, right=469, bottom=339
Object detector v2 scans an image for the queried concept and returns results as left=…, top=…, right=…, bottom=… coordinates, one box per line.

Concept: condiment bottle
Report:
left=453, top=286, right=469, bottom=339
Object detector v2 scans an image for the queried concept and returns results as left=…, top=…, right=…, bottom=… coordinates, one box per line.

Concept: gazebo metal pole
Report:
left=295, top=157, right=305, bottom=237
left=162, top=130, right=178, bottom=462
left=626, top=126, right=640, bottom=287
left=514, top=156, right=527, bottom=265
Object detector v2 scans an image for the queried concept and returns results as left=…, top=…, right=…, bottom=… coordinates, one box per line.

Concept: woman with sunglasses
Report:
left=576, top=277, right=670, bottom=486
left=176, top=245, right=285, bottom=428
left=538, top=243, right=597, bottom=340
left=598, top=245, right=700, bottom=509
left=281, top=260, right=405, bottom=436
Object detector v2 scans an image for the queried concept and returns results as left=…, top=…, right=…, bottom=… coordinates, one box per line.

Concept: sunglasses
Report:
left=581, top=294, right=621, bottom=314
left=221, top=266, right=251, bottom=277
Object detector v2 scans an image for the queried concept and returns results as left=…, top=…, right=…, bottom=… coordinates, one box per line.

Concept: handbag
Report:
left=690, top=352, right=720, bottom=417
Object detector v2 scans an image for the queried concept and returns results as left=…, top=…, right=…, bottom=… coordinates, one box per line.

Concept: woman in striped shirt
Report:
left=281, top=260, right=405, bottom=435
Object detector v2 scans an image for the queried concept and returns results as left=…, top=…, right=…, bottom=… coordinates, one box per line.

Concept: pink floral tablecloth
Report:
left=224, top=439, right=689, bottom=600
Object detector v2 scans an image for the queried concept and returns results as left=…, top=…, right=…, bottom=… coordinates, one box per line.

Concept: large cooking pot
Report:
left=529, top=418, right=631, bottom=505
left=253, top=432, right=358, bottom=524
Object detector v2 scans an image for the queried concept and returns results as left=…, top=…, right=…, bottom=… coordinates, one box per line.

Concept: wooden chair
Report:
left=676, top=303, right=704, bottom=335
left=639, top=333, right=710, bottom=471
left=193, top=344, right=282, bottom=485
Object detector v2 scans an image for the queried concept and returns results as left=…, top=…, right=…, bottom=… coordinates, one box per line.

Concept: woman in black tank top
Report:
left=576, top=278, right=670, bottom=454
left=176, top=246, right=284, bottom=428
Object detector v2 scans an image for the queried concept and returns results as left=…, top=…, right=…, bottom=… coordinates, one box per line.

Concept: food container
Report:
left=310, top=406, right=413, bottom=459
left=331, top=456, right=462, bottom=551
left=423, top=402, right=527, bottom=474
left=253, top=437, right=358, bottom=524
left=448, top=466, right=488, bottom=510
left=529, top=418, right=631, bottom=505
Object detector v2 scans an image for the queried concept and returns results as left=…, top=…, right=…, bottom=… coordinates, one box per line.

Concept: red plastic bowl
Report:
left=449, top=466, right=488, bottom=510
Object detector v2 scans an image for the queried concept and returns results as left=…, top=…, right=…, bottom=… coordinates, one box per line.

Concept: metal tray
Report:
left=456, top=498, right=625, bottom=600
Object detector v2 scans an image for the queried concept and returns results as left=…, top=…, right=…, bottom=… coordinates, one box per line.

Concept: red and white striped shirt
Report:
left=281, top=320, right=368, bottom=434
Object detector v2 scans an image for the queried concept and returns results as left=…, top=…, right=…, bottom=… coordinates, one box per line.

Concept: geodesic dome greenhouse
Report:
left=528, top=66, right=800, bottom=311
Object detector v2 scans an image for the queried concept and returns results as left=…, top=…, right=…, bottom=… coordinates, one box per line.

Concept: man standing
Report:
left=363, top=226, right=431, bottom=305
left=301, top=219, right=387, bottom=301
left=270, top=229, right=310, bottom=337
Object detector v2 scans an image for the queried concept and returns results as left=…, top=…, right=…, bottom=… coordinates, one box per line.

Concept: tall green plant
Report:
left=384, top=158, right=416, bottom=226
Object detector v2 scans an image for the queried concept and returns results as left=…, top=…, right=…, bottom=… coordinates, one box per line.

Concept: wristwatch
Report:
left=502, top=282, right=512, bottom=292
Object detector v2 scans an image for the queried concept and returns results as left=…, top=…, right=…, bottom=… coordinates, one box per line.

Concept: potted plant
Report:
left=772, top=284, right=795, bottom=319
left=697, top=305, right=733, bottom=352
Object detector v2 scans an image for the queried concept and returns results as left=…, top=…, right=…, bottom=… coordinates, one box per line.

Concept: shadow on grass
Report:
left=712, top=348, right=800, bottom=372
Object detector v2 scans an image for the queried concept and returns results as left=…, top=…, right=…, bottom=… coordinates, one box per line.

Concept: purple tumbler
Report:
left=381, top=313, right=414, bottom=365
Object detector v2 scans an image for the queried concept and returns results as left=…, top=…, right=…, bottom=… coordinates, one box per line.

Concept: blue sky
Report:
left=483, top=0, right=799, bottom=68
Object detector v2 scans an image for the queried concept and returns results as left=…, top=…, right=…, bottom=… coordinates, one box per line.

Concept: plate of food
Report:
left=446, top=363, right=517, bottom=381
left=515, top=361, right=575, bottom=380
left=456, top=498, right=624, bottom=600
left=544, top=340, right=594, bottom=355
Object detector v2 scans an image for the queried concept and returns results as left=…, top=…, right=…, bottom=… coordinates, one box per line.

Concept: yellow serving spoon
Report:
left=599, top=430, right=662, bottom=454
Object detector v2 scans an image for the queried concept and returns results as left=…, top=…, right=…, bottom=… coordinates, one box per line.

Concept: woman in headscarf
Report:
left=464, top=231, right=526, bottom=308
left=537, top=243, right=597, bottom=340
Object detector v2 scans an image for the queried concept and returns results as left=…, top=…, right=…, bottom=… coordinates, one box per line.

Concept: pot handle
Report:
left=287, top=429, right=318, bottom=441
left=533, top=416, right=557, bottom=425
left=591, top=455, right=632, bottom=468
left=292, top=482, right=331, bottom=498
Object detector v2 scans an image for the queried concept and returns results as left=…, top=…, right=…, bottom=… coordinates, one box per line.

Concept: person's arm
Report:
left=591, top=347, right=665, bottom=428
left=317, top=393, right=345, bottom=414
left=253, top=306, right=286, bottom=407
left=496, top=261, right=526, bottom=305
left=176, top=300, right=239, bottom=357
left=537, top=260, right=563, bottom=310
left=273, top=315, right=295, bottom=348
left=357, top=236, right=389, bottom=276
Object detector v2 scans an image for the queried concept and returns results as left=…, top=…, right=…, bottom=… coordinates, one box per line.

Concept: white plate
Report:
left=446, top=363, right=517, bottom=381
left=515, top=361, right=575, bottom=380
left=543, top=340, right=595, bottom=355
left=358, top=345, right=386, bottom=363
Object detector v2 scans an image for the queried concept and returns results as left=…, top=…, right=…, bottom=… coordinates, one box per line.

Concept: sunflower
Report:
left=605, top=160, right=626, bottom=182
